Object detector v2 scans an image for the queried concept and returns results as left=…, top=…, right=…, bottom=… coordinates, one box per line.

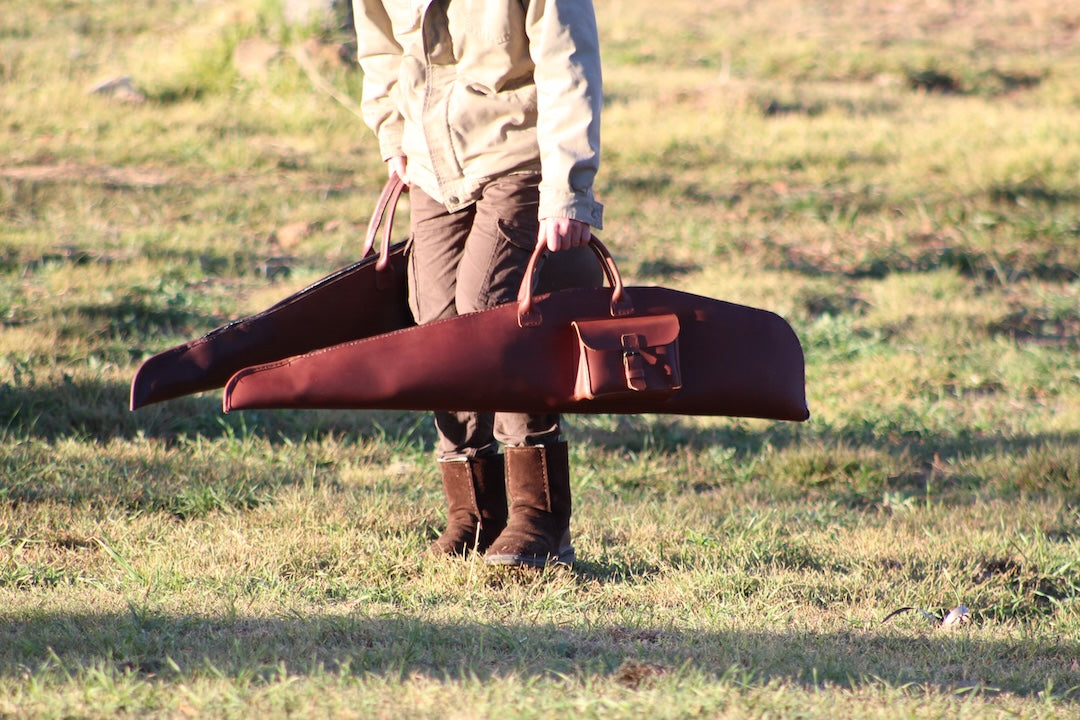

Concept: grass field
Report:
left=1, top=0, right=1078, bottom=717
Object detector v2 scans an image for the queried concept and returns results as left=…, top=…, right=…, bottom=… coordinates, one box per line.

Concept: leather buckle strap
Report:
left=621, top=334, right=648, bottom=391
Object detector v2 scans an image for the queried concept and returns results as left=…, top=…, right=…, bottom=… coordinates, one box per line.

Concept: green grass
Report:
left=1, top=0, right=1079, bottom=716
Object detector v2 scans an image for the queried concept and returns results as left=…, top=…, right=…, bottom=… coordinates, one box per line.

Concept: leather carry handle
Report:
left=517, top=236, right=633, bottom=328
left=360, top=176, right=406, bottom=272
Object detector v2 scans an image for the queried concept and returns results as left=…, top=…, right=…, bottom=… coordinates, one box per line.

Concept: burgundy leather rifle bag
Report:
left=221, top=237, right=810, bottom=421
left=129, top=178, right=412, bottom=410
left=129, top=177, right=604, bottom=410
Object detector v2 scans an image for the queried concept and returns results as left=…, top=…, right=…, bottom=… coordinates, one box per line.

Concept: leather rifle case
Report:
left=222, top=237, right=810, bottom=422
left=129, top=177, right=604, bottom=410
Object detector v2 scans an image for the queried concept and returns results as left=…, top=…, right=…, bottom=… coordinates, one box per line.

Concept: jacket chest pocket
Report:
left=445, top=0, right=518, bottom=45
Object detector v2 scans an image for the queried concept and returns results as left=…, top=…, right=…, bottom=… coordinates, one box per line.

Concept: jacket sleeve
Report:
left=352, top=0, right=406, bottom=161
left=524, top=0, right=605, bottom=228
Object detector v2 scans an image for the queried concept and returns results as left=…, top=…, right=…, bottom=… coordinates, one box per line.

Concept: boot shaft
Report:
left=485, top=441, right=574, bottom=566
left=434, top=454, right=507, bottom=555
left=504, top=441, right=571, bottom=525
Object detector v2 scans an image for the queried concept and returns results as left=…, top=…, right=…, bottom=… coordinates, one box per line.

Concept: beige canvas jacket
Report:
left=353, top=0, right=603, bottom=228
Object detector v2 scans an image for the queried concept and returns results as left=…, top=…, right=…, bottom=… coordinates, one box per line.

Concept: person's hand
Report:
left=538, top=217, right=591, bottom=253
left=387, top=156, right=411, bottom=187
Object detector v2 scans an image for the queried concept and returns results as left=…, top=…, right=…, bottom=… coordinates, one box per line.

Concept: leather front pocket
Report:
left=572, top=314, right=683, bottom=401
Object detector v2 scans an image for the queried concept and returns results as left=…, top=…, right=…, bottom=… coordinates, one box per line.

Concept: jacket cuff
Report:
left=378, top=128, right=405, bottom=162
left=539, top=190, right=604, bottom=229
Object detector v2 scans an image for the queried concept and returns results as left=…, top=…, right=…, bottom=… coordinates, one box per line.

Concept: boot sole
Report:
left=484, top=545, right=575, bottom=568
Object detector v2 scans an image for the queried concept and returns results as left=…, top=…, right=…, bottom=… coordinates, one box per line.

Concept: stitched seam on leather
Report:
left=234, top=286, right=663, bottom=375
left=282, top=286, right=604, bottom=360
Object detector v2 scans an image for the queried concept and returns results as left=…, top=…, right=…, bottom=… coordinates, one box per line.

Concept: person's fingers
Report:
left=538, top=217, right=591, bottom=252
left=546, top=224, right=565, bottom=253
left=538, top=219, right=558, bottom=253
left=387, top=156, right=411, bottom=187
left=561, top=219, right=586, bottom=248
left=571, top=221, right=590, bottom=247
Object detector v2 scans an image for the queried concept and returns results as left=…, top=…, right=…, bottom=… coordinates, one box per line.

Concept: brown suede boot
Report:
left=484, top=442, right=574, bottom=567
left=431, top=455, right=507, bottom=556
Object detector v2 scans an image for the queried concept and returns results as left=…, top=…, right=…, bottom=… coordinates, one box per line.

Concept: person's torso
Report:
left=388, top=0, right=542, bottom=208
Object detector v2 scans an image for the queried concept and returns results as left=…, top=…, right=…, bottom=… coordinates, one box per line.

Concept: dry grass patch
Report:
left=1, top=0, right=1078, bottom=716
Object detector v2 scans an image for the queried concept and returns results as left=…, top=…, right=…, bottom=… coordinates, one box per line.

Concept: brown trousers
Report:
left=407, top=174, right=561, bottom=460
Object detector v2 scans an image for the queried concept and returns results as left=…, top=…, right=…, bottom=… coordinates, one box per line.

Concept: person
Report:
left=352, top=0, right=604, bottom=566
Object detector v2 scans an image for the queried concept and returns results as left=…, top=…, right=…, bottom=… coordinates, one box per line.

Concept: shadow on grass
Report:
left=0, top=376, right=435, bottom=445
left=0, top=610, right=1077, bottom=698
left=3, top=376, right=1073, bottom=456
left=2, top=378, right=1076, bottom=509
left=569, top=411, right=1078, bottom=469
